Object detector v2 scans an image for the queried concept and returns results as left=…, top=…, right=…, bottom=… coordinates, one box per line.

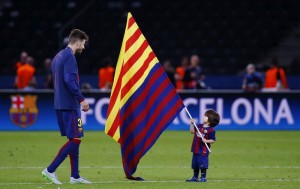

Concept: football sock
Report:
left=69, top=139, right=81, bottom=179
left=47, top=139, right=80, bottom=173
left=193, top=169, right=199, bottom=178
left=201, top=169, right=207, bottom=179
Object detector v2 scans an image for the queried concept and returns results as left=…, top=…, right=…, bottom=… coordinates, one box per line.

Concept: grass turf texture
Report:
left=0, top=131, right=299, bottom=189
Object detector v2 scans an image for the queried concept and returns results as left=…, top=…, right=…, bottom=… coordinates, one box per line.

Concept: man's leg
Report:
left=69, top=138, right=91, bottom=184
left=47, top=139, right=80, bottom=173
left=42, top=138, right=80, bottom=184
left=69, top=138, right=81, bottom=179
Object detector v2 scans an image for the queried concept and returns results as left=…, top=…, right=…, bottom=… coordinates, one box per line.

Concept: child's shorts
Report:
left=192, top=153, right=209, bottom=169
left=56, top=109, right=84, bottom=139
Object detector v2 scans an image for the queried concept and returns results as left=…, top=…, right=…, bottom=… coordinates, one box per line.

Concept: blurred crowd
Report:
left=13, top=51, right=53, bottom=90
left=241, top=57, right=288, bottom=92
left=13, top=51, right=289, bottom=92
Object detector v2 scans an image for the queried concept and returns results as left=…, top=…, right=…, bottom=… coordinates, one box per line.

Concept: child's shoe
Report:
left=199, top=177, right=207, bottom=182
left=186, top=176, right=199, bottom=182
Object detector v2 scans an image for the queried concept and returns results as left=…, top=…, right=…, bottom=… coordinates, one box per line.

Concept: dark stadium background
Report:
left=1, top=0, right=300, bottom=89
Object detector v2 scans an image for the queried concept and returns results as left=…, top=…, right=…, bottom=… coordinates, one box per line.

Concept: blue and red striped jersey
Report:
left=191, top=124, right=216, bottom=156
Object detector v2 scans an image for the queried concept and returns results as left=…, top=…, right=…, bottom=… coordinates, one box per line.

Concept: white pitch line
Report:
left=257, top=166, right=300, bottom=169
left=1, top=179, right=300, bottom=185
left=93, top=179, right=300, bottom=183
left=0, top=182, right=52, bottom=186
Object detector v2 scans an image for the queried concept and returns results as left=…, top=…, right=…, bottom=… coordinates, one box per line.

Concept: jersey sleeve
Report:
left=209, top=129, right=216, bottom=141
left=64, top=54, right=77, bottom=74
left=64, top=73, right=85, bottom=103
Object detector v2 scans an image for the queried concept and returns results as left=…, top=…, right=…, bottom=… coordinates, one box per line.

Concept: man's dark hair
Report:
left=68, top=29, right=89, bottom=44
left=205, top=109, right=220, bottom=127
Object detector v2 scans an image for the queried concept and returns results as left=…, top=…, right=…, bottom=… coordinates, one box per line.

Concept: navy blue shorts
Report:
left=55, top=109, right=84, bottom=139
left=192, top=153, right=209, bottom=169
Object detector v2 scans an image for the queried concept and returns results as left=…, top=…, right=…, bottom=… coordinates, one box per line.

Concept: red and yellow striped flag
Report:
left=105, top=12, right=184, bottom=179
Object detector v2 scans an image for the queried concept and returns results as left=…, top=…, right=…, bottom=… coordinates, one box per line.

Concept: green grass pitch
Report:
left=0, top=131, right=299, bottom=189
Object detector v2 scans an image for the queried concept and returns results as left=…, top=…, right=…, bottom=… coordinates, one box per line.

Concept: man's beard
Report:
left=75, top=48, right=83, bottom=54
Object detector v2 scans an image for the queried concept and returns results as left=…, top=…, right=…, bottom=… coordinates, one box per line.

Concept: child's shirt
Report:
left=191, top=124, right=216, bottom=156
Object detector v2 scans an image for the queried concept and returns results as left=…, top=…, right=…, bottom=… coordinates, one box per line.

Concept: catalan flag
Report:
left=105, top=12, right=184, bottom=179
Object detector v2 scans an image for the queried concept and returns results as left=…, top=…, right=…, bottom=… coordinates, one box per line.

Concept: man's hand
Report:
left=80, top=100, right=89, bottom=112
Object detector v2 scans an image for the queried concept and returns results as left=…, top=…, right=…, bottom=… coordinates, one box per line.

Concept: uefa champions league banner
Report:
left=0, top=90, right=299, bottom=131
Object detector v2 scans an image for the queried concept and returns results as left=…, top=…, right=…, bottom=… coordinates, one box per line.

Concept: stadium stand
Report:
left=1, top=0, right=300, bottom=76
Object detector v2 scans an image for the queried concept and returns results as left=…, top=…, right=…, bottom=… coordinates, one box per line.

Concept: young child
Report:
left=186, top=109, right=220, bottom=182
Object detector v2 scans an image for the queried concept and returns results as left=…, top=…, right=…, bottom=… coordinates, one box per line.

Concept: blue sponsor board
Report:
left=0, top=90, right=299, bottom=131
left=177, top=91, right=300, bottom=130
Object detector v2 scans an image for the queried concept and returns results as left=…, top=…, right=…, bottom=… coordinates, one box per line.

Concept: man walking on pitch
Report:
left=42, top=29, right=91, bottom=184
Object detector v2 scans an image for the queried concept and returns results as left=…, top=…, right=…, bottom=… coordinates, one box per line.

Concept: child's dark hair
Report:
left=205, top=109, right=220, bottom=127
left=68, top=29, right=89, bottom=44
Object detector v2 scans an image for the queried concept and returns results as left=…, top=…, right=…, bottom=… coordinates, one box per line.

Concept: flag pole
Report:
left=184, top=107, right=211, bottom=152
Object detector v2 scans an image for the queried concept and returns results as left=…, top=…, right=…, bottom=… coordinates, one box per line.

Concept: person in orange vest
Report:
left=175, top=56, right=189, bottom=90
left=15, top=56, right=37, bottom=90
left=264, top=58, right=288, bottom=89
left=15, top=51, right=28, bottom=70
left=13, top=51, right=28, bottom=88
left=98, top=57, right=115, bottom=90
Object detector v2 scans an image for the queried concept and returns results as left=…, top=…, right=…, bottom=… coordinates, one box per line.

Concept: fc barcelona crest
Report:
left=9, top=95, right=38, bottom=128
